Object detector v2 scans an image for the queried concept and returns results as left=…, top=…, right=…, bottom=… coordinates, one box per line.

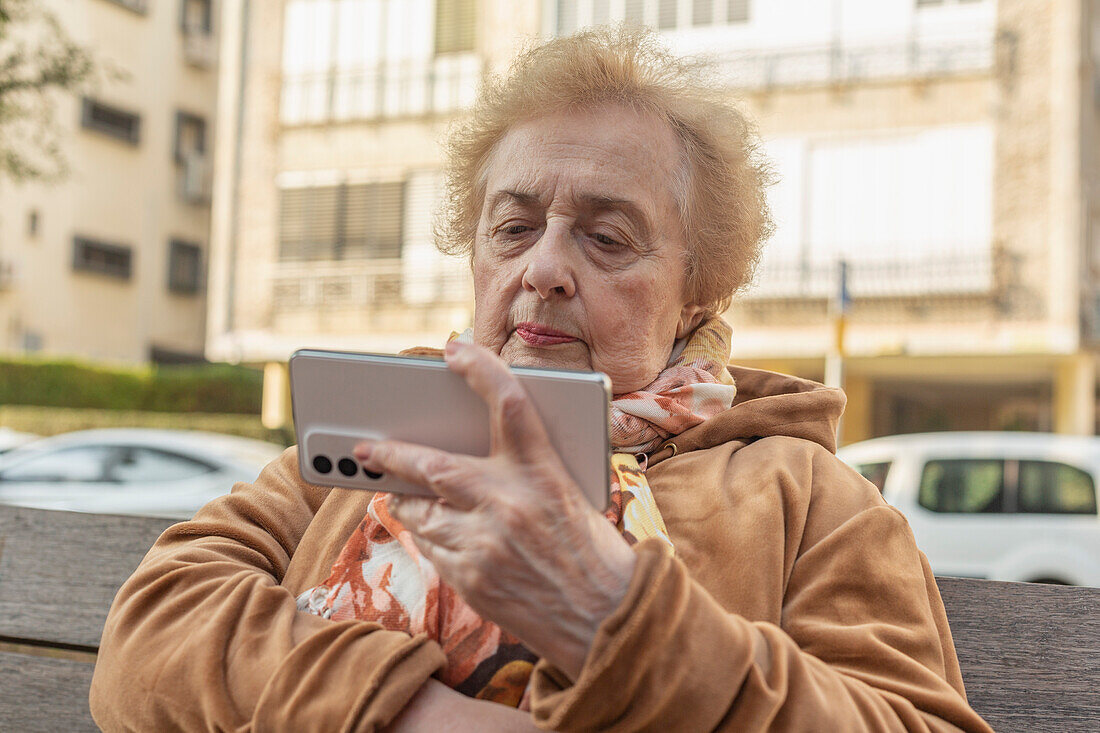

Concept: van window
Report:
left=855, top=462, right=891, bottom=493
left=1017, top=461, right=1097, bottom=515
left=918, top=459, right=1005, bottom=513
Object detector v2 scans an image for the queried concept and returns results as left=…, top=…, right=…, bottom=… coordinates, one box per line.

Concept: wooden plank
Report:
left=0, top=650, right=97, bottom=732
left=0, top=506, right=175, bottom=648
left=937, top=576, right=1100, bottom=733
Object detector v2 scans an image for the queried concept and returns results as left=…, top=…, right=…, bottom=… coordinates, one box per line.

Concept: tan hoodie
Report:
left=89, top=366, right=993, bottom=732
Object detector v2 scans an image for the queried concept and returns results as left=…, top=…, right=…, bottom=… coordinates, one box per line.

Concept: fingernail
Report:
left=444, top=340, right=462, bottom=358
left=353, top=441, right=374, bottom=460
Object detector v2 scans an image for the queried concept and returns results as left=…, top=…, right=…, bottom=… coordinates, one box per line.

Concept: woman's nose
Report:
left=521, top=224, right=577, bottom=299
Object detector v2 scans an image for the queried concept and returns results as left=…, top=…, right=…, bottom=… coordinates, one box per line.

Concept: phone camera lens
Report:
left=312, top=455, right=333, bottom=474
left=364, top=468, right=383, bottom=480
left=337, top=458, right=358, bottom=477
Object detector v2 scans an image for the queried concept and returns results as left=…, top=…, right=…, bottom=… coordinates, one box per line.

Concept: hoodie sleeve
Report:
left=528, top=446, right=993, bottom=733
left=88, top=448, right=446, bottom=732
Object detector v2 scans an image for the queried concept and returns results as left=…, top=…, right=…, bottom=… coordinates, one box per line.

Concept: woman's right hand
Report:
left=384, top=679, right=540, bottom=732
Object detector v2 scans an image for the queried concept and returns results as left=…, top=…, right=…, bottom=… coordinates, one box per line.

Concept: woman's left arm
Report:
left=357, top=342, right=990, bottom=732
left=526, top=504, right=993, bottom=732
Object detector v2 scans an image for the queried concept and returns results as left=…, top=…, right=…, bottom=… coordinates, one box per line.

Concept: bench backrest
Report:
left=1, top=505, right=1097, bottom=731
left=0, top=506, right=174, bottom=731
left=937, top=576, right=1100, bottom=732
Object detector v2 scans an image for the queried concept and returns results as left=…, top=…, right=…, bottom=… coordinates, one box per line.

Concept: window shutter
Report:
left=345, top=182, right=405, bottom=259
left=658, top=0, right=677, bottom=29
left=435, top=0, right=476, bottom=55
left=693, top=0, right=714, bottom=26
left=279, top=186, right=341, bottom=261
left=726, top=0, right=748, bottom=23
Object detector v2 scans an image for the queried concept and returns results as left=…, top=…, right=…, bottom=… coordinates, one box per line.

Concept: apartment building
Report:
left=208, top=0, right=1100, bottom=441
left=0, top=0, right=219, bottom=363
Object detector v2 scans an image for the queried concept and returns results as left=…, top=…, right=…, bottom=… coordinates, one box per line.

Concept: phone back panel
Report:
left=289, top=350, right=612, bottom=510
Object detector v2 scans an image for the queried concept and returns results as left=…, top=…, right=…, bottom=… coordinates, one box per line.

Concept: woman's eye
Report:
left=504, top=225, right=529, bottom=235
left=593, top=232, right=622, bottom=248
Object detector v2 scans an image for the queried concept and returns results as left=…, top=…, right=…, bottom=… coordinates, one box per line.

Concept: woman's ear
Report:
left=675, top=303, right=707, bottom=339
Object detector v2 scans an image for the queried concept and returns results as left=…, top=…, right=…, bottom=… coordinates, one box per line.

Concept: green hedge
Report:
left=0, top=405, right=295, bottom=447
left=0, top=358, right=263, bottom=414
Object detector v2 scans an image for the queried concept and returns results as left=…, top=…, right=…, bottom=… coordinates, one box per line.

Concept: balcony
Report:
left=745, top=252, right=995, bottom=301
left=716, top=31, right=996, bottom=91
left=182, top=26, right=217, bottom=69
left=269, top=259, right=472, bottom=312
left=280, top=55, right=482, bottom=125
left=178, top=151, right=211, bottom=205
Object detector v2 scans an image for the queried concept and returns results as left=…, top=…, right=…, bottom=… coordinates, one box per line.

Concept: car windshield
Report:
left=105, top=447, right=215, bottom=483
left=0, top=446, right=116, bottom=483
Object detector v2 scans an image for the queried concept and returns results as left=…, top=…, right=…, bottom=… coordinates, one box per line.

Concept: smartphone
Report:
left=289, top=349, right=612, bottom=510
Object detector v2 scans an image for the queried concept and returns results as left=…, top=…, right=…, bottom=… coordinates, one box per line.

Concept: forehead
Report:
left=482, top=106, right=684, bottom=215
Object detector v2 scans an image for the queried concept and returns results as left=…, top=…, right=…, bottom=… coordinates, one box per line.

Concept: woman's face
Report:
left=472, top=106, right=704, bottom=394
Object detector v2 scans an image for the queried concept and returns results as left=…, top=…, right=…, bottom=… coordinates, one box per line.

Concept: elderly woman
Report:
left=91, top=29, right=991, bottom=732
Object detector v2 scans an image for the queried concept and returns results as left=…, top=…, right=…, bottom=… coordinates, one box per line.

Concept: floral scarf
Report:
left=297, top=317, right=736, bottom=706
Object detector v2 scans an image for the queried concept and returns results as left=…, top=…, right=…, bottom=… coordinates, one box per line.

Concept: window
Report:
left=1017, top=461, right=1098, bottom=515
left=592, top=0, right=610, bottom=25
left=725, top=0, right=749, bottom=23
left=554, top=0, right=746, bottom=34
left=106, top=447, right=214, bottom=483
left=282, top=0, right=481, bottom=123
left=73, top=236, right=133, bottom=280
left=658, top=0, right=677, bottom=29
left=556, top=0, right=578, bottom=35
left=174, top=112, right=207, bottom=164
left=693, top=0, right=713, bottom=26
left=435, top=0, right=476, bottom=54
left=918, top=459, right=1005, bottom=513
left=279, top=182, right=405, bottom=261
left=917, top=0, right=984, bottom=6
left=855, top=462, right=892, bottom=494
left=81, top=98, right=141, bottom=145
left=0, top=446, right=115, bottom=482
left=168, top=240, right=203, bottom=294
left=181, top=0, right=213, bottom=33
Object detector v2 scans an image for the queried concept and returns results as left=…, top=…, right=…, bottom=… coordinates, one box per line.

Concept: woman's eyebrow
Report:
left=485, top=189, right=542, bottom=218
left=578, top=194, right=654, bottom=242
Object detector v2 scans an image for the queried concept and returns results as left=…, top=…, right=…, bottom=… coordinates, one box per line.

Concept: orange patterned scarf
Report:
left=297, top=318, right=736, bottom=706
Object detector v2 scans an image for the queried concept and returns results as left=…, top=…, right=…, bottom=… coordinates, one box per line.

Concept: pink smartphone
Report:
left=289, top=349, right=612, bottom=510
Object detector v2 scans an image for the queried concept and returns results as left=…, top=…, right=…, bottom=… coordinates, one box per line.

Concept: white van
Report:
left=837, top=432, right=1100, bottom=586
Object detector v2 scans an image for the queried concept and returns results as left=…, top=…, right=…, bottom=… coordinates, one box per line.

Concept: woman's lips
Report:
left=515, top=322, right=578, bottom=346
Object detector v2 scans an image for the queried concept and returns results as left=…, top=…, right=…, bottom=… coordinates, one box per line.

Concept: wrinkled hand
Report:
left=355, top=341, right=636, bottom=680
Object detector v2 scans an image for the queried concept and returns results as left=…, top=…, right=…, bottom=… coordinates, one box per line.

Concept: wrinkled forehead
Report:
left=478, top=106, right=688, bottom=222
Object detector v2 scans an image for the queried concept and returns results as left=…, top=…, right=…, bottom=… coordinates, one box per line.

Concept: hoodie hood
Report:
left=646, top=365, right=845, bottom=467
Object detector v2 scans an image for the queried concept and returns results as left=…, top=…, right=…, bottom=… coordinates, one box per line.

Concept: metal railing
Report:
left=716, top=31, right=995, bottom=90
left=269, top=259, right=473, bottom=310
left=745, top=251, right=995, bottom=300
left=281, top=56, right=482, bottom=125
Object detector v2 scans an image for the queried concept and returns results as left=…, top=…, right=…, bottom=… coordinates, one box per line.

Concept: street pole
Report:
left=825, top=260, right=849, bottom=442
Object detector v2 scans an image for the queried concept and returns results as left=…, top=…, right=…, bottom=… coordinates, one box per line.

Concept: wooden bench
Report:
left=1, top=505, right=1097, bottom=731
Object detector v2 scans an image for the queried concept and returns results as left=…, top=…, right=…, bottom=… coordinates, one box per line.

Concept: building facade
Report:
left=208, top=0, right=1100, bottom=441
left=0, top=0, right=219, bottom=363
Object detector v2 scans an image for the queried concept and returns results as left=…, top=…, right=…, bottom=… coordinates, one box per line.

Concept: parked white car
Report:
left=0, top=429, right=286, bottom=520
left=0, top=428, right=38, bottom=454
left=837, top=432, right=1100, bottom=586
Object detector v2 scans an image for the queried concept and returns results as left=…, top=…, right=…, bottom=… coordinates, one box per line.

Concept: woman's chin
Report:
left=499, top=337, right=591, bottom=371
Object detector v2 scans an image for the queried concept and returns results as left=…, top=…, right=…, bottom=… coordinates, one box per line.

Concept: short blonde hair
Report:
left=436, top=26, right=773, bottom=314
